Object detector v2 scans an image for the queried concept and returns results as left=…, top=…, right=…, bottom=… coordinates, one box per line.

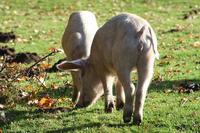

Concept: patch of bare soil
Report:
left=0, top=32, right=16, bottom=43
left=183, top=8, right=200, bottom=20
left=0, top=46, right=40, bottom=63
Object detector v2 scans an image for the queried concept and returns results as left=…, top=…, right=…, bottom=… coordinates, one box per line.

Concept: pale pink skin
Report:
left=61, top=11, right=98, bottom=103
left=57, top=13, right=159, bottom=125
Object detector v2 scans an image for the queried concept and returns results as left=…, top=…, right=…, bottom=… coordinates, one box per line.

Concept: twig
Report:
left=10, top=50, right=60, bottom=83
left=34, top=76, right=47, bottom=89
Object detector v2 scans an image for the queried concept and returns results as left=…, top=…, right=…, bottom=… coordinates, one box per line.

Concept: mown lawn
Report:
left=0, top=0, right=200, bottom=132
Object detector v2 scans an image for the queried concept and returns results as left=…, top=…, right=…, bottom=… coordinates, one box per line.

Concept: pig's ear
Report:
left=56, top=59, right=86, bottom=71
left=136, top=26, right=145, bottom=38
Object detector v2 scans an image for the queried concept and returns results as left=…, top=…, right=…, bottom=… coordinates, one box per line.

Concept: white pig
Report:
left=58, top=13, right=159, bottom=125
left=61, top=11, right=98, bottom=103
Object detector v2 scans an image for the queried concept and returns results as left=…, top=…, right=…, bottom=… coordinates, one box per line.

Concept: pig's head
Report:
left=57, top=59, right=103, bottom=108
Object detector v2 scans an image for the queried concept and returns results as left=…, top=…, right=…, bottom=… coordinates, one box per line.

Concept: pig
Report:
left=61, top=11, right=98, bottom=103
left=57, top=13, right=159, bottom=125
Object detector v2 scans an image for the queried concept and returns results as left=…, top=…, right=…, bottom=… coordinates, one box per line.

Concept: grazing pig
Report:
left=61, top=11, right=98, bottom=103
left=57, top=13, right=159, bottom=125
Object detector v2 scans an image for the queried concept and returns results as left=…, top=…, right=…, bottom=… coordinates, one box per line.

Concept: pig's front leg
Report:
left=101, top=75, right=115, bottom=113
left=71, top=71, right=82, bottom=104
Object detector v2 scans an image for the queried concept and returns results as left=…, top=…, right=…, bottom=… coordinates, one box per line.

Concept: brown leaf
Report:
left=16, top=76, right=27, bottom=82
left=0, top=104, right=4, bottom=109
left=191, top=41, right=200, bottom=48
left=49, top=47, right=63, bottom=53
left=38, top=96, right=55, bottom=108
left=28, top=99, right=38, bottom=106
left=164, top=89, right=173, bottom=93
left=39, top=62, right=51, bottom=70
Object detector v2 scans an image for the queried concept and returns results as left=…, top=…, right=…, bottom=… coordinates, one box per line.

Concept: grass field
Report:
left=0, top=0, right=200, bottom=132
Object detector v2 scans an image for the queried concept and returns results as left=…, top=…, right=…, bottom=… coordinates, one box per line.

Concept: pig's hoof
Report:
left=72, top=97, right=77, bottom=103
left=75, top=103, right=84, bottom=108
left=133, top=116, right=142, bottom=126
left=105, top=102, right=114, bottom=113
left=123, top=116, right=131, bottom=123
left=123, top=110, right=132, bottom=123
left=116, top=102, right=124, bottom=110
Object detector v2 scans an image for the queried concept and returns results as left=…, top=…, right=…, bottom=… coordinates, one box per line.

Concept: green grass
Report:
left=0, top=0, right=200, bottom=132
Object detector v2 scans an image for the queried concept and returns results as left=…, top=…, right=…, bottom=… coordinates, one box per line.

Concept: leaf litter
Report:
left=0, top=46, right=41, bottom=64
left=0, top=47, right=73, bottom=116
left=164, top=80, right=200, bottom=94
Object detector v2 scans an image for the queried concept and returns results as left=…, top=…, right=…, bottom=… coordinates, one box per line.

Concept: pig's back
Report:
left=90, top=13, right=151, bottom=73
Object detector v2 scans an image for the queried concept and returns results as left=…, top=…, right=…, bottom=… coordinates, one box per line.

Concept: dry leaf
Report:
left=49, top=47, right=63, bottom=53
left=28, top=99, right=38, bottom=106
left=38, top=96, right=55, bottom=108
left=16, top=76, right=27, bottom=82
left=39, top=63, right=51, bottom=70
left=192, top=41, right=200, bottom=48
left=57, top=97, right=71, bottom=103
left=0, top=104, right=4, bottom=109
left=164, top=89, right=173, bottom=93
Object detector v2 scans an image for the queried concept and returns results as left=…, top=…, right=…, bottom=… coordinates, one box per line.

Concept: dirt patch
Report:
left=0, top=46, right=40, bottom=63
left=164, top=81, right=200, bottom=94
left=183, top=8, right=200, bottom=20
left=177, top=82, right=200, bottom=93
left=8, top=52, right=40, bottom=63
left=0, top=32, right=16, bottom=43
left=0, top=46, right=15, bottom=56
left=162, top=25, right=185, bottom=34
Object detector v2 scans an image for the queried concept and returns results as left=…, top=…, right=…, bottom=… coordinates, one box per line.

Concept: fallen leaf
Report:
left=39, top=62, right=51, bottom=70
left=49, top=47, right=63, bottom=53
left=18, top=90, right=29, bottom=99
left=25, top=85, right=34, bottom=91
left=177, top=37, right=186, bottom=43
left=28, top=99, right=38, bottom=106
left=38, top=96, right=55, bottom=108
left=0, top=104, right=4, bottom=109
left=192, top=41, right=200, bottom=48
left=16, top=76, right=27, bottom=82
left=57, top=97, right=71, bottom=103
left=164, top=89, right=173, bottom=93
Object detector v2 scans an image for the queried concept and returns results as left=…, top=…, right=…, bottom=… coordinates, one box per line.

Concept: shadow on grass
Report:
left=1, top=79, right=199, bottom=130
left=46, top=122, right=102, bottom=133
left=46, top=122, right=137, bottom=133
left=0, top=109, right=43, bottom=128
left=1, top=103, right=102, bottom=128
left=37, top=79, right=200, bottom=100
left=37, top=85, right=73, bottom=99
